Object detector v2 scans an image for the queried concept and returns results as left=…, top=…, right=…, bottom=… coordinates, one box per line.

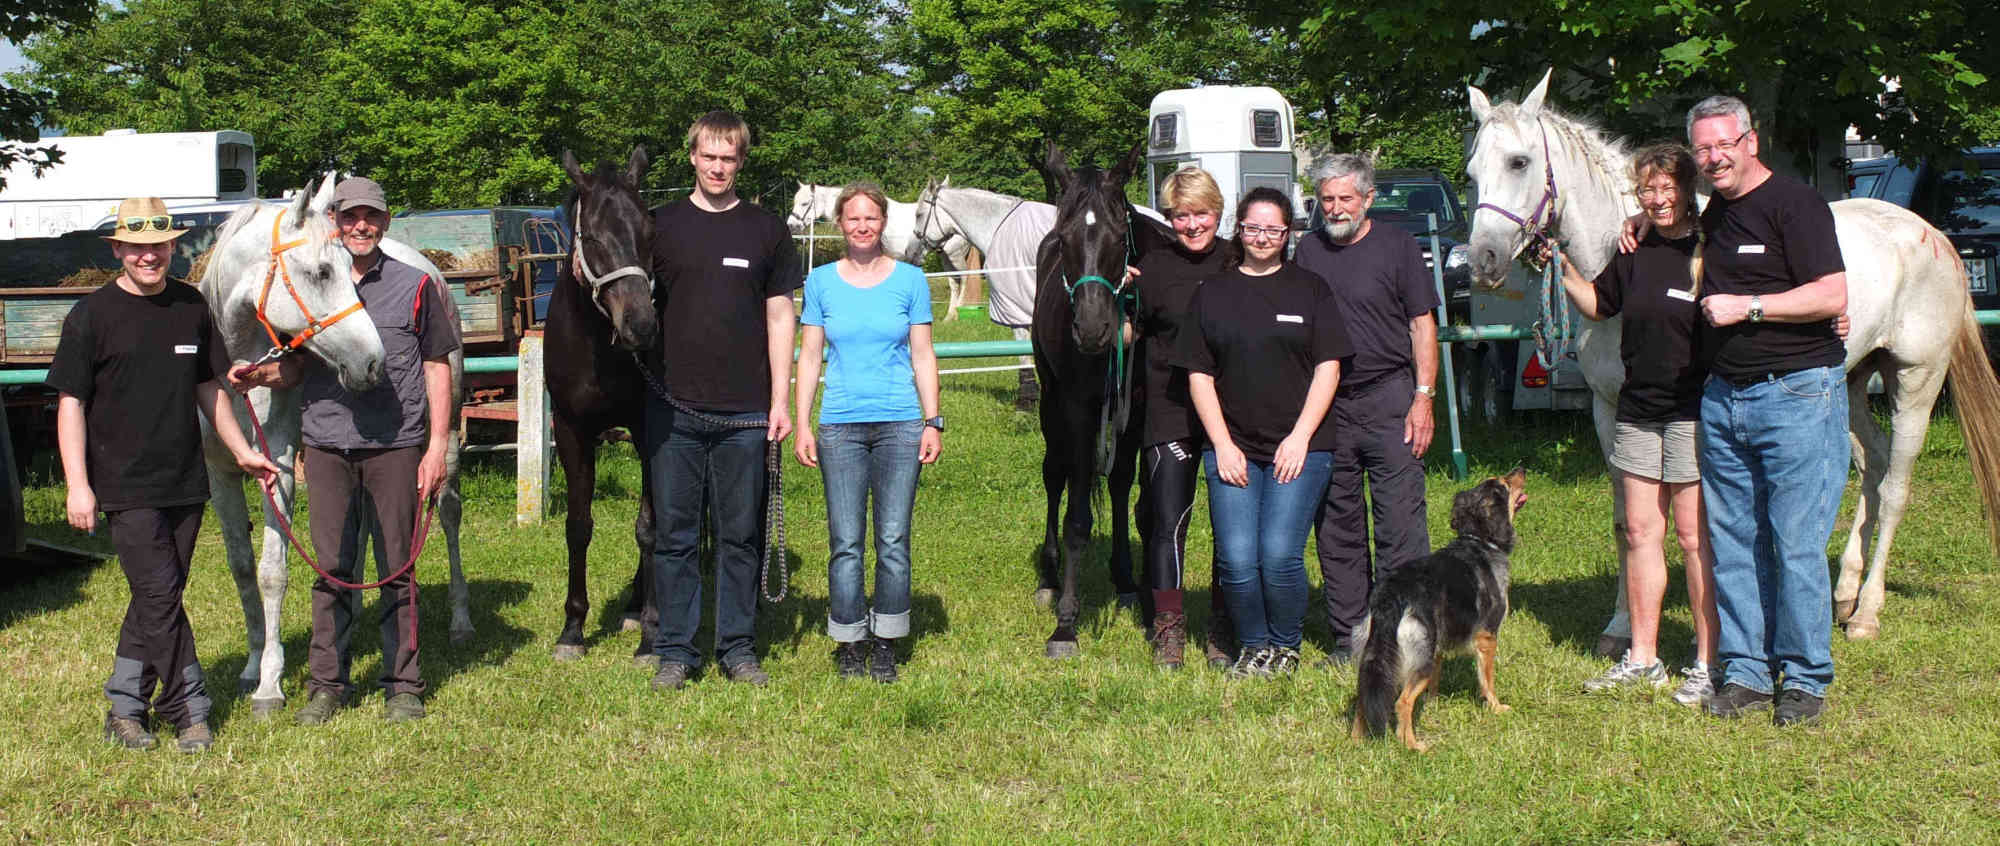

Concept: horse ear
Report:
left=292, top=175, right=319, bottom=222
left=1109, top=141, right=1144, bottom=187
left=304, top=171, right=340, bottom=219
left=1468, top=85, right=1493, bottom=124
left=1520, top=68, right=1554, bottom=117
left=1042, top=140, right=1071, bottom=188
left=562, top=150, right=586, bottom=187
left=624, top=145, right=649, bottom=188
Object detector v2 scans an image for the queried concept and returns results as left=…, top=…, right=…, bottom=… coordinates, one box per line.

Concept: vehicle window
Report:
left=1935, top=165, right=2000, bottom=233
left=1846, top=171, right=1880, bottom=199
left=1371, top=182, right=1454, bottom=223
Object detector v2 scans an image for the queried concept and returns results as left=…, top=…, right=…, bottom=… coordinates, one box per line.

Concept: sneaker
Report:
left=1706, top=683, right=1774, bottom=719
left=726, top=659, right=770, bottom=687
left=1672, top=664, right=1715, bottom=707
left=868, top=638, right=899, bottom=684
left=104, top=714, right=156, bottom=750
left=176, top=722, right=214, bottom=753
left=1774, top=689, right=1825, bottom=727
left=294, top=691, right=343, bottom=726
left=650, top=662, right=693, bottom=692
left=1266, top=646, right=1302, bottom=677
left=1151, top=611, right=1187, bottom=669
left=832, top=642, right=867, bottom=680
left=383, top=693, right=426, bottom=723
left=1583, top=653, right=1669, bottom=692
left=1227, top=647, right=1274, bottom=680
left=1316, top=642, right=1354, bottom=669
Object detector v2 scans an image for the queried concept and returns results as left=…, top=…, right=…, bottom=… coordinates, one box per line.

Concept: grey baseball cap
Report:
left=332, top=177, right=389, bottom=212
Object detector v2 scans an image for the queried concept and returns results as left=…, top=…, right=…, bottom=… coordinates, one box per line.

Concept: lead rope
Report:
left=1532, top=239, right=1575, bottom=368
left=628, top=350, right=788, bottom=604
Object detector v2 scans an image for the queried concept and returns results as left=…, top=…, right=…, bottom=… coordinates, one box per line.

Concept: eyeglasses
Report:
left=122, top=215, right=173, bottom=233
left=1239, top=223, right=1290, bottom=241
left=1693, top=130, right=1750, bottom=161
left=1636, top=186, right=1680, bottom=201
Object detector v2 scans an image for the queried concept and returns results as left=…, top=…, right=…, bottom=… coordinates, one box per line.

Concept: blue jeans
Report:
left=1700, top=365, right=1848, bottom=697
left=643, top=397, right=770, bottom=670
left=1205, top=450, right=1333, bottom=651
left=819, top=420, right=924, bottom=641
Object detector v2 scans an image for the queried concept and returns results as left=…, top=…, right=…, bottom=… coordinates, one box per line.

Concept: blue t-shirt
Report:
left=801, top=260, right=933, bottom=423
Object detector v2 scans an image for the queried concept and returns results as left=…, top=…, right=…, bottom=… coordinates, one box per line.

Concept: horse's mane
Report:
left=193, top=199, right=273, bottom=287
left=1494, top=102, right=1635, bottom=213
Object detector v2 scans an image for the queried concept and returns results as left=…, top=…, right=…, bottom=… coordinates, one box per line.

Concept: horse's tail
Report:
left=1947, top=297, right=2000, bottom=561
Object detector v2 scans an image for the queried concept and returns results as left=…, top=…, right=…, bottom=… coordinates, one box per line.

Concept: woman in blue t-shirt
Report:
left=794, top=182, right=942, bottom=683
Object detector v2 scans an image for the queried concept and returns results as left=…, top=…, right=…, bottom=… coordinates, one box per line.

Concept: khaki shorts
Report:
left=1610, top=419, right=1700, bottom=484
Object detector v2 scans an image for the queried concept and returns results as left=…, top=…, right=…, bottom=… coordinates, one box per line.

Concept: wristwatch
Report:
left=1748, top=295, right=1764, bottom=323
left=925, top=416, right=946, bottom=432
left=1414, top=385, right=1436, bottom=399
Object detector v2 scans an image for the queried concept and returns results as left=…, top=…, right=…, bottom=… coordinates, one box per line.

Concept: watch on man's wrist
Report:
left=1748, top=295, right=1764, bottom=323
left=925, top=416, right=946, bottom=432
left=1414, top=385, right=1436, bottom=399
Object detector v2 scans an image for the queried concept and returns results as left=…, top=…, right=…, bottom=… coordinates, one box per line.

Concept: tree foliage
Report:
left=0, top=0, right=99, bottom=190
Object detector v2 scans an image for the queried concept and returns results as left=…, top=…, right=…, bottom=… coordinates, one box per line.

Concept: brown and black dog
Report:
left=1350, top=468, right=1527, bottom=751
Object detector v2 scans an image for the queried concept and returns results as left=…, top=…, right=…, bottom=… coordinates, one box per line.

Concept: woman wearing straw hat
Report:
left=48, top=197, right=279, bottom=753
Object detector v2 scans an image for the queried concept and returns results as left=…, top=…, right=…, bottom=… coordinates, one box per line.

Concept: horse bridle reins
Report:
left=251, top=208, right=369, bottom=366
left=570, top=201, right=651, bottom=307
left=910, top=184, right=954, bottom=256
left=1473, top=119, right=1574, bottom=367
left=1474, top=121, right=1561, bottom=251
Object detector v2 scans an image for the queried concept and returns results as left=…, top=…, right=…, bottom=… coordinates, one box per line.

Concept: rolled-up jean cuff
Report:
left=870, top=609, right=911, bottom=639
left=828, top=615, right=870, bottom=643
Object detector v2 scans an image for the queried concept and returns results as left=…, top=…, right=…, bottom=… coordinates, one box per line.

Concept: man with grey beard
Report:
left=1293, top=154, right=1440, bottom=665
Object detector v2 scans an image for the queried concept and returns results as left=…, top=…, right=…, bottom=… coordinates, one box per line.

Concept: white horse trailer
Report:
left=0, top=130, right=257, bottom=239
left=1144, top=86, right=1304, bottom=235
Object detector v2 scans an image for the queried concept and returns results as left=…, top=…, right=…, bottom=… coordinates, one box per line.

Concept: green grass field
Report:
left=3, top=312, right=1997, bottom=842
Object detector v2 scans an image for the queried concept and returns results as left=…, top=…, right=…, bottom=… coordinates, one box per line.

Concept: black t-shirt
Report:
left=650, top=198, right=803, bottom=412
left=1175, top=264, right=1354, bottom=461
left=1293, top=223, right=1440, bottom=387
left=1591, top=230, right=1704, bottom=423
left=46, top=281, right=230, bottom=512
left=1132, top=238, right=1228, bottom=447
left=1698, top=171, right=1846, bottom=378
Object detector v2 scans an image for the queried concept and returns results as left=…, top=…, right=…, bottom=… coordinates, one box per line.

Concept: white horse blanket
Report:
left=986, top=200, right=1057, bottom=328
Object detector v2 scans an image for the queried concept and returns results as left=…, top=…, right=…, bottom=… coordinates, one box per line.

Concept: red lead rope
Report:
left=242, top=391, right=436, bottom=591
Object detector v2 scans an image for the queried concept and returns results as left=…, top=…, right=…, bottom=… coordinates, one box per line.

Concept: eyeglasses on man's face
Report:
left=1693, top=130, right=1750, bottom=161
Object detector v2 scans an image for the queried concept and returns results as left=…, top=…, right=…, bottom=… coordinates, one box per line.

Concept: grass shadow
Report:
left=1509, top=569, right=1623, bottom=657
left=0, top=545, right=107, bottom=630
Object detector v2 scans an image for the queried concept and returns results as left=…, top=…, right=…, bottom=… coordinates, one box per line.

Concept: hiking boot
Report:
left=1266, top=646, right=1302, bottom=677
left=869, top=638, right=899, bottom=684
left=1151, top=611, right=1187, bottom=669
left=295, top=691, right=343, bottom=726
left=176, top=722, right=214, bottom=754
left=1317, top=641, right=1354, bottom=669
left=1583, top=652, right=1669, bottom=692
left=383, top=693, right=426, bottom=723
left=1706, top=683, right=1774, bottom=719
left=1774, top=689, right=1826, bottom=727
left=832, top=642, right=867, bottom=680
left=1227, top=647, right=1274, bottom=680
left=1204, top=638, right=1233, bottom=671
left=1672, top=664, right=1715, bottom=708
left=650, top=662, right=693, bottom=692
left=104, top=714, right=155, bottom=750
left=726, top=659, right=770, bottom=687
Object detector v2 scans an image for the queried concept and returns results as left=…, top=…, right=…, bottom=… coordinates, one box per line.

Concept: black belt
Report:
left=1719, top=369, right=1801, bottom=389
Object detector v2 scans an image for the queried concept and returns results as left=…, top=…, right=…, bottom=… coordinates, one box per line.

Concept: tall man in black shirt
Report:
left=51, top=196, right=279, bottom=752
left=1294, top=154, right=1441, bottom=663
left=1679, top=97, right=1848, bottom=726
left=644, top=111, right=801, bottom=690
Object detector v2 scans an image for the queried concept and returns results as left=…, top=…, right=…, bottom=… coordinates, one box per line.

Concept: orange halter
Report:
left=253, top=208, right=369, bottom=361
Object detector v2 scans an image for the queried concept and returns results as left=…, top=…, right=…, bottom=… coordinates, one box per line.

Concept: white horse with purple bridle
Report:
left=1464, top=71, right=2000, bottom=646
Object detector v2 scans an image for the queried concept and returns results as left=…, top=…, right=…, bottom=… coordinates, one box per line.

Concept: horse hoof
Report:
left=1115, top=592, right=1139, bottom=610
left=1833, top=599, right=1858, bottom=624
left=1045, top=640, right=1079, bottom=659
left=1593, top=635, right=1631, bottom=659
left=250, top=697, right=285, bottom=719
left=552, top=643, right=588, bottom=662
left=237, top=677, right=259, bottom=696
left=1845, top=620, right=1880, bottom=640
left=1033, top=589, right=1055, bottom=609
left=633, top=653, right=662, bottom=671
left=450, top=627, right=474, bottom=645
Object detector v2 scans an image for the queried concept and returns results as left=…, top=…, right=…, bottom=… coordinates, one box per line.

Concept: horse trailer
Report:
left=0, top=130, right=257, bottom=240
left=1144, top=86, right=1306, bottom=234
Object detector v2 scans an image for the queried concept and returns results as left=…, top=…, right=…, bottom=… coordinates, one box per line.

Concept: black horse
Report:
left=1032, top=141, right=1176, bottom=658
left=546, top=146, right=662, bottom=663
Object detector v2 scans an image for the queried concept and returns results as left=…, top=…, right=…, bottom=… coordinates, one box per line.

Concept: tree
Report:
left=0, top=0, right=100, bottom=191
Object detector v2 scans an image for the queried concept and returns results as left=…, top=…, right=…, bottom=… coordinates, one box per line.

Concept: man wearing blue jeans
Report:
left=1682, top=96, right=1849, bottom=725
left=643, top=111, right=800, bottom=689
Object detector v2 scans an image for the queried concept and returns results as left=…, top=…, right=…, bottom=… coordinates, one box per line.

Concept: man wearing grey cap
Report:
left=231, top=176, right=458, bottom=724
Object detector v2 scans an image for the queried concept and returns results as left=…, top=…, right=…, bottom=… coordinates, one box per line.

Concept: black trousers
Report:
left=103, top=503, right=211, bottom=729
left=1138, top=439, right=1200, bottom=591
left=1315, top=372, right=1431, bottom=644
left=304, top=445, right=425, bottom=700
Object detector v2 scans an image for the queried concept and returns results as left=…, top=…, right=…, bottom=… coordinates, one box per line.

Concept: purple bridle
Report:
left=1475, top=120, right=1560, bottom=250
left=1475, top=119, right=1574, bottom=368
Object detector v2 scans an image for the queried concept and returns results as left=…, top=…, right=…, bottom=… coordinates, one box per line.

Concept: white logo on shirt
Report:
left=1275, top=314, right=1303, bottom=324
left=174, top=344, right=198, bottom=355
left=1737, top=244, right=1766, bottom=254
left=722, top=257, right=750, bottom=268
left=1666, top=288, right=1696, bottom=302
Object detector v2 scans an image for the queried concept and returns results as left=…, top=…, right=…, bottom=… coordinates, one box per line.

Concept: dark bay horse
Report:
left=546, top=146, right=662, bottom=663
left=1032, top=141, right=1176, bottom=658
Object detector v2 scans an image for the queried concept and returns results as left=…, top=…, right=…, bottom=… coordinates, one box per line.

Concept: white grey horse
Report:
left=1464, top=70, right=2000, bottom=645
left=784, top=181, right=977, bottom=312
left=198, top=175, right=470, bottom=714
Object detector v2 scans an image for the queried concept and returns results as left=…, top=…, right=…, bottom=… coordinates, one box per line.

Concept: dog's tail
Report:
left=1352, top=600, right=1403, bottom=740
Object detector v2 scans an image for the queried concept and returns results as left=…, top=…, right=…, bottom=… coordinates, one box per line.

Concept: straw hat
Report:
left=101, top=197, right=185, bottom=245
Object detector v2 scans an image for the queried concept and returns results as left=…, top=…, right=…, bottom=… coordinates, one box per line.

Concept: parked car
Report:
left=1844, top=148, right=2000, bottom=371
